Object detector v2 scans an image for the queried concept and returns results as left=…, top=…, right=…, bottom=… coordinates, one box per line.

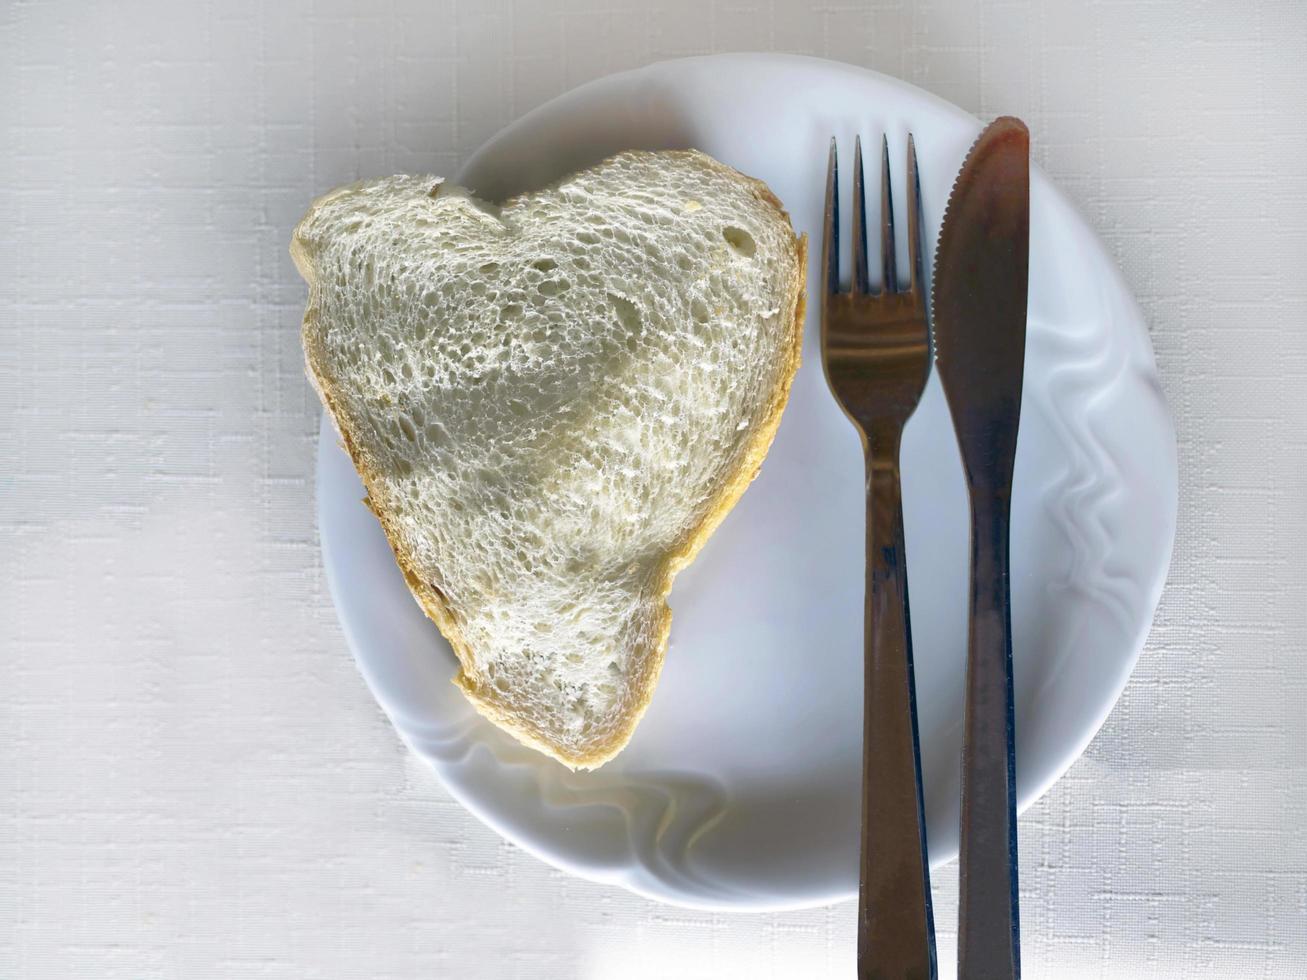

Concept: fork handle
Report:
left=858, top=432, right=936, bottom=980
left=958, top=492, right=1021, bottom=979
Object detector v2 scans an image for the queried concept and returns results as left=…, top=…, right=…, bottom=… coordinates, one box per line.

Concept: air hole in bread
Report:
left=532, top=258, right=558, bottom=272
left=723, top=226, right=756, bottom=258
left=608, top=293, right=642, bottom=335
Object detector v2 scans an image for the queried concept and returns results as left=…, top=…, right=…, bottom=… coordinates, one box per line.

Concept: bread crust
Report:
left=292, top=150, right=807, bottom=769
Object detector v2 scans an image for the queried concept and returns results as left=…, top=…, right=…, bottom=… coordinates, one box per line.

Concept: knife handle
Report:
left=858, top=433, right=936, bottom=980
left=958, top=492, right=1021, bottom=980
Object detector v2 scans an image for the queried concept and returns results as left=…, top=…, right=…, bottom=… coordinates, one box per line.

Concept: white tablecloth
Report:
left=3, top=1, right=1305, bottom=976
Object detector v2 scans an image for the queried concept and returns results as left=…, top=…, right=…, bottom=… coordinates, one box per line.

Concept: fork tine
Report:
left=906, top=134, right=924, bottom=298
left=822, top=137, right=839, bottom=296
left=881, top=135, right=898, bottom=294
left=852, top=136, right=870, bottom=294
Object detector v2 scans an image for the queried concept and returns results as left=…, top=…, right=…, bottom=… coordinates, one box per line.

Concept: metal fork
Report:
left=821, top=135, right=936, bottom=980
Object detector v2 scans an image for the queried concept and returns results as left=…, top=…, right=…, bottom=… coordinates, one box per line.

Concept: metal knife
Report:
left=932, top=116, right=1030, bottom=980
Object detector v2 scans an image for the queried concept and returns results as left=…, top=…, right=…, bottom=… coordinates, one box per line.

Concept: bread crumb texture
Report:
left=292, top=151, right=805, bottom=768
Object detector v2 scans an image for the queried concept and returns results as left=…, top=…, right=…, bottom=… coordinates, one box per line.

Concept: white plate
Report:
left=316, top=54, right=1177, bottom=911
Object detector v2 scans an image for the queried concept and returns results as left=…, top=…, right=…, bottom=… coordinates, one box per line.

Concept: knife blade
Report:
left=931, top=116, right=1030, bottom=980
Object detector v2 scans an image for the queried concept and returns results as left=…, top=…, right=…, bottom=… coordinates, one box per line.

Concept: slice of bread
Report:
left=291, top=150, right=806, bottom=769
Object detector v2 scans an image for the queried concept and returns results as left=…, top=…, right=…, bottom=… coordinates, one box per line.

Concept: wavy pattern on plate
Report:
left=406, top=710, right=737, bottom=900
left=1030, top=310, right=1137, bottom=636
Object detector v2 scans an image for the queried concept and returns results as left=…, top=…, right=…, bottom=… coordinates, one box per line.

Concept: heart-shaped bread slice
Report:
left=292, top=151, right=806, bottom=768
